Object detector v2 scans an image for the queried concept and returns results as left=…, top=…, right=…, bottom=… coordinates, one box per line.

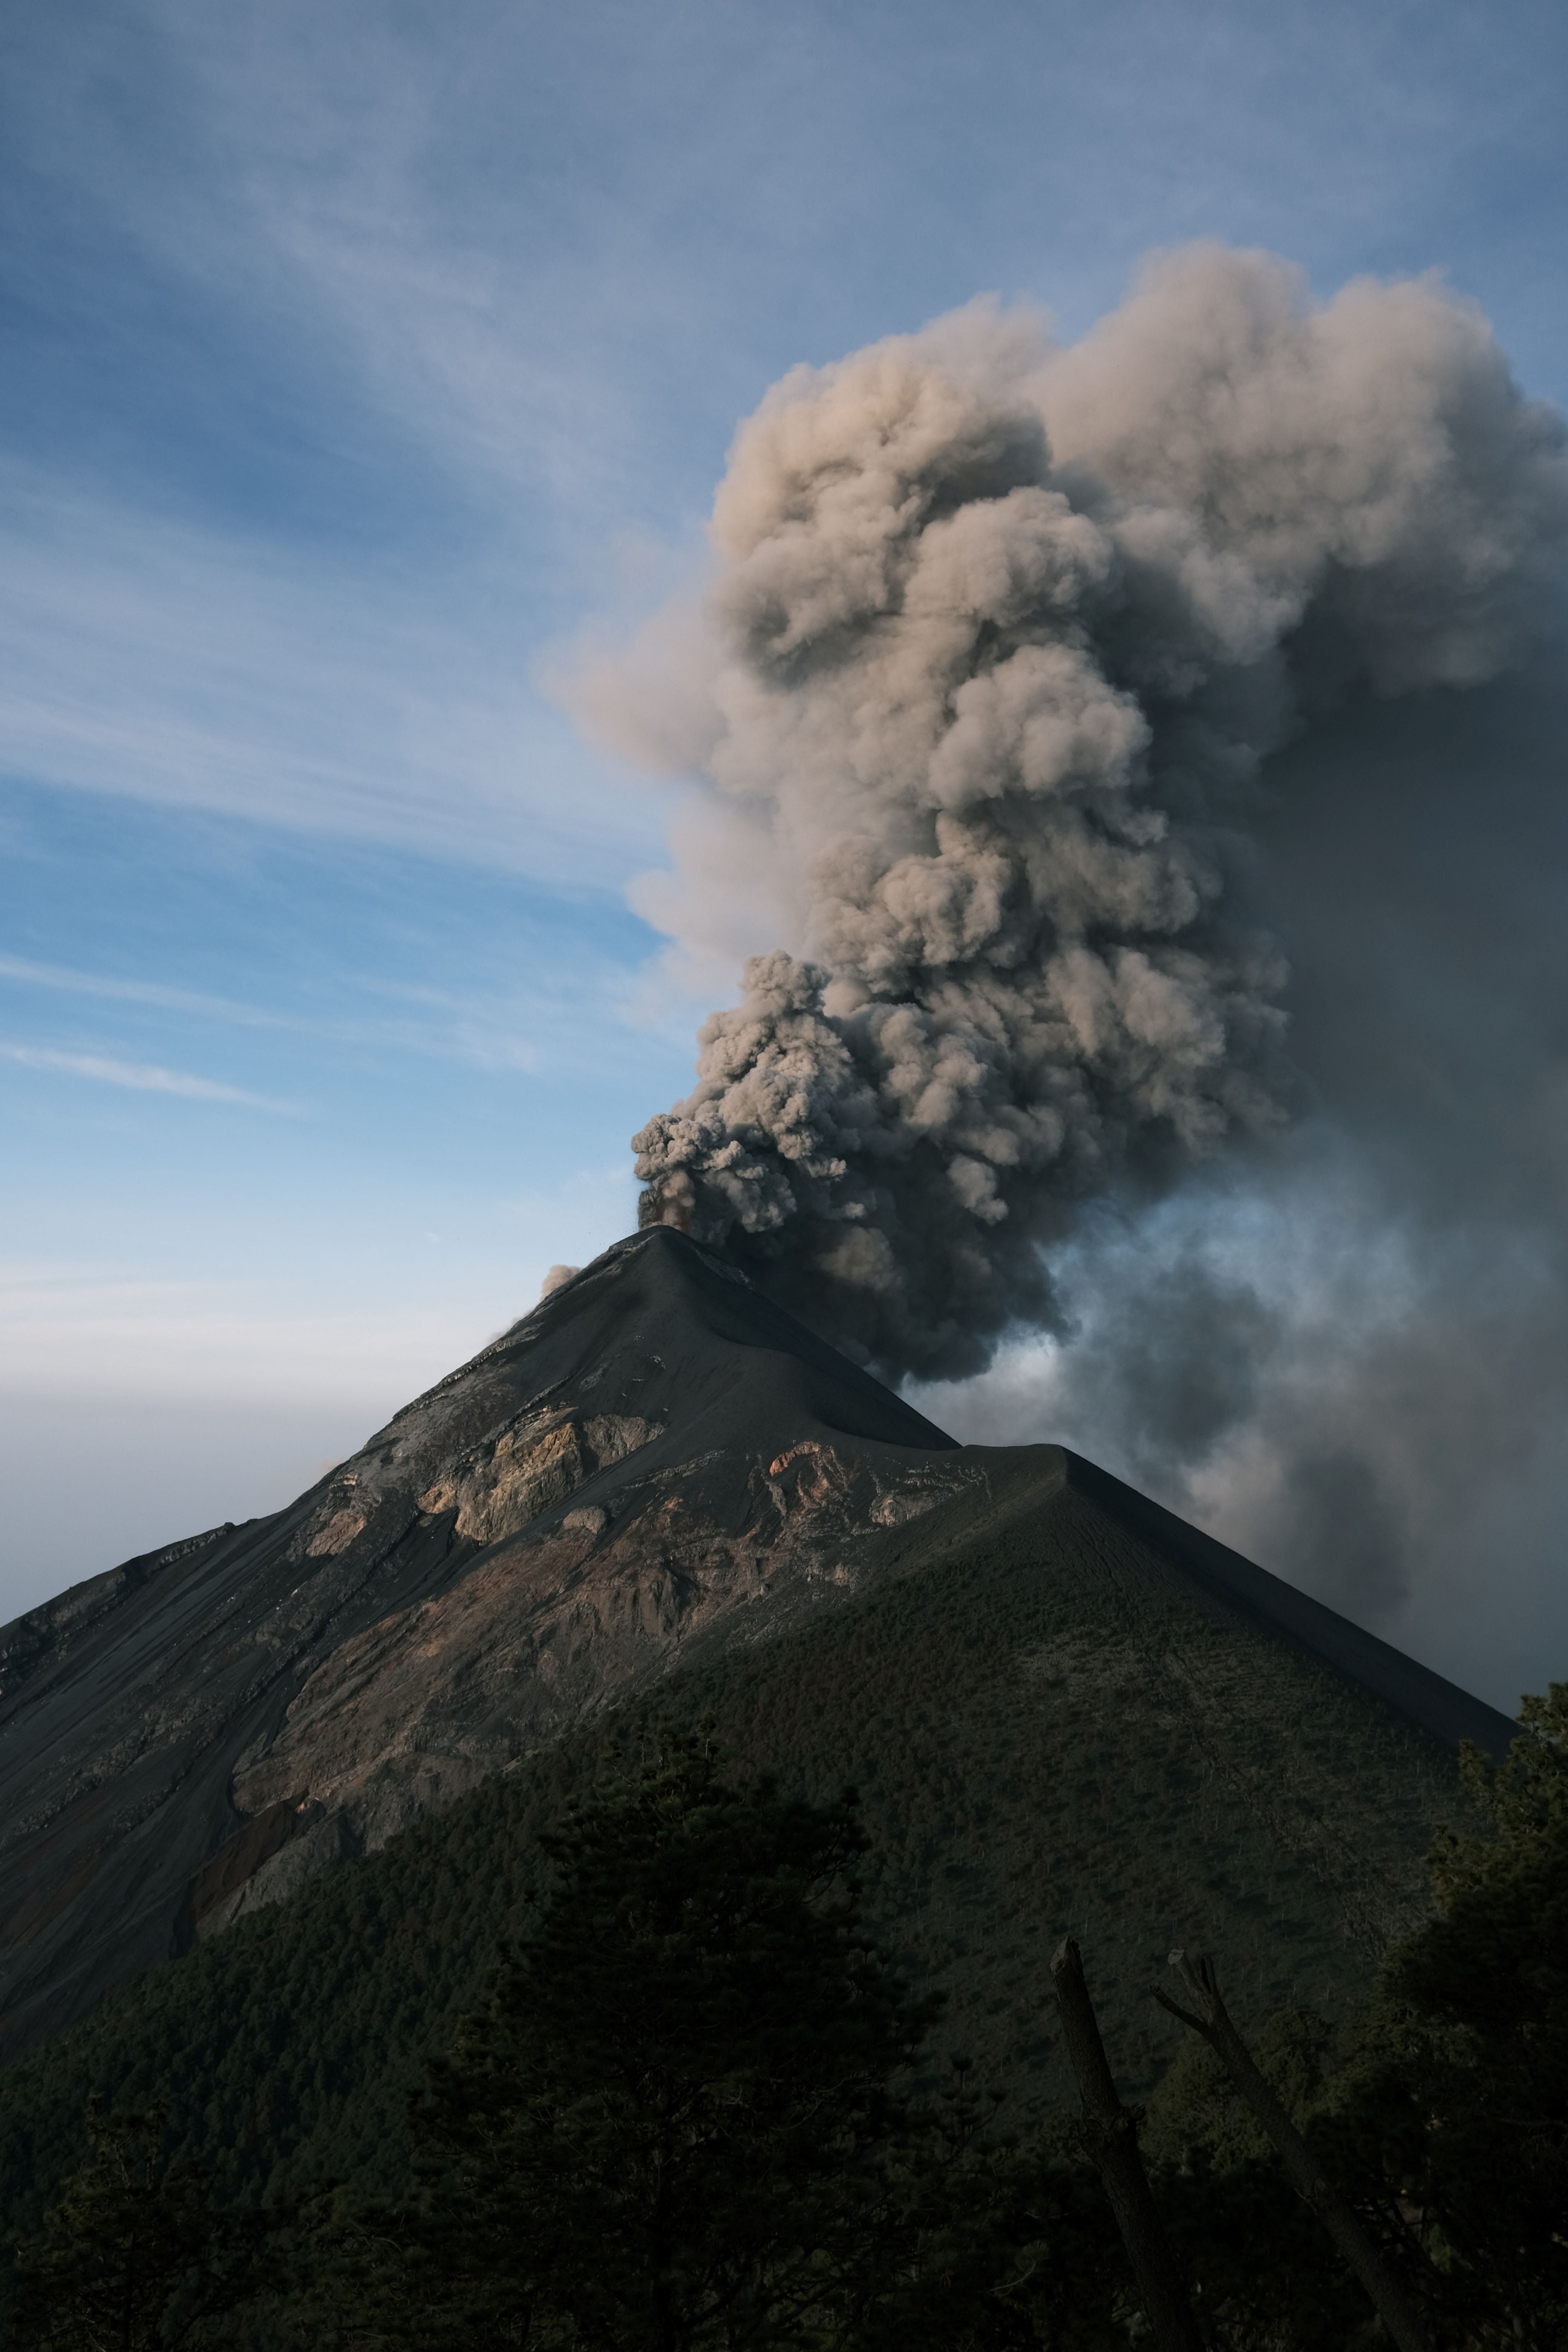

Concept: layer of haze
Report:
left=4, top=0, right=1568, bottom=1713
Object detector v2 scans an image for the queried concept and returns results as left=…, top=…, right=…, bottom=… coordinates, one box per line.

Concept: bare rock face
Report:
left=0, top=1227, right=1516, bottom=2064
left=416, top=1410, right=665, bottom=1545
left=0, top=1230, right=971, bottom=2055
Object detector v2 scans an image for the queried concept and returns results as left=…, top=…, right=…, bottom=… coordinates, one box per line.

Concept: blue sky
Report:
left=4, top=0, right=1568, bottom=1638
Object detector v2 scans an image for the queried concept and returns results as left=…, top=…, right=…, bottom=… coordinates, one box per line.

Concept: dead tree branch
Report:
left=1050, top=1937, right=1206, bottom=2352
left=1156, top=1949, right=1434, bottom=2352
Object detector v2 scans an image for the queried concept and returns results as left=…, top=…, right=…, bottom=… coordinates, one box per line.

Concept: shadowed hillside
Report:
left=0, top=1382, right=1507, bottom=2261
left=0, top=1226, right=1511, bottom=2161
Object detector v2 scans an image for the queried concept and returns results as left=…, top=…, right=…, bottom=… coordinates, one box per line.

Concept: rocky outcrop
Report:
left=417, top=1409, right=664, bottom=1544
left=0, top=1227, right=1517, bottom=2065
left=0, top=1231, right=967, bottom=2056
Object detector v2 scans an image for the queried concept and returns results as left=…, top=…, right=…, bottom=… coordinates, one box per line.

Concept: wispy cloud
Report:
left=0, top=950, right=294, bottom=1027
left=0, top=467, right=668, bottom=880
left=0, top=1041, right=297, bottom=1111
left=0, top=942, right=687, bottom=1088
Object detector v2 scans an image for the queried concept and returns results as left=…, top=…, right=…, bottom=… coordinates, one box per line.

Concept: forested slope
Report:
left=0, top=1451, right=1477, bottom=2270
left=2, top=1228, right=1508, bottom=2083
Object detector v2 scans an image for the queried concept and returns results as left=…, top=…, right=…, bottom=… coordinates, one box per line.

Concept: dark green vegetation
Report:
left=2, top=1473, right=1501, bottom=2347
left=0, top=1467, right=1468, bottom=2245
left=1144, top=1684, right=1568, bottom=2347
left=12, top=1693, right=1568, bottom=2349
left=8, top=2101, right=272, bottom=2349
left=297, top=1728, right=1115, bottom=2350
left=11, top=1739, right=1133, bottom=2350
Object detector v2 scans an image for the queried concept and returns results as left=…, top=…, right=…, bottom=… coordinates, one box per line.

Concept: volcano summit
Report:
left=0, top=1227, right=1513, bottom=2070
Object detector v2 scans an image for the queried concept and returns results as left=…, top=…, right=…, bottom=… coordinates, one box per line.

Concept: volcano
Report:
left=0, top=1226, right=1514, bottom=2068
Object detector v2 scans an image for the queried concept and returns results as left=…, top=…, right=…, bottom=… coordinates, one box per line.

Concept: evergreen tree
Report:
left=12, top=2100, right=267, bottom=2350
left=1144, top=1685, right=1568, bottom=2349
left=303, top=1724, right=1120, bottom=2351
left=309, top=1724, right=939, bottom=2347
left=1142, top=2012, right=1383, bottom=2349
left=1327, top=1681, right=1568, bottom=2344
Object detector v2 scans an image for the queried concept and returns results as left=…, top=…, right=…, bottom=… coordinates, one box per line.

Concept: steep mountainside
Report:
left=0, top=1228, right=1513, bottom=2067
left=0, top=1451, right=1505, bottom=2259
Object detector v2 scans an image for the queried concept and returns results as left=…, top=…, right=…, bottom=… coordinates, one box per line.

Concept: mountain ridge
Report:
left=0, top=1227, right=1514, bottom=2068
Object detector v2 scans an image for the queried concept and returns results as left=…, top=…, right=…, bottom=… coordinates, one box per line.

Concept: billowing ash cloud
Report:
left=585, top=249, right=1567, bottom=1389
left=565, top=246, right=1568, bottom=1700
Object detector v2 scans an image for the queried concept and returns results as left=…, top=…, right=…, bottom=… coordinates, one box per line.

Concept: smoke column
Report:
left=567, top=247, right=1568, bottom=1698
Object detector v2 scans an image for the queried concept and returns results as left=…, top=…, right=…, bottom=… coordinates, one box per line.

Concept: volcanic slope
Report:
left=0, top=1228, right=1513, bottom=2071
left=0, top=1458, right=1515, bottom=2250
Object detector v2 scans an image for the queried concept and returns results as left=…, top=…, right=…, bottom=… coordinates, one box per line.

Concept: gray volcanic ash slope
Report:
left=0, top=1227, right=1512, bottom=2066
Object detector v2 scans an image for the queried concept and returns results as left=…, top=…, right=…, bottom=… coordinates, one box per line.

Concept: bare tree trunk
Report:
left=1157, top=1950, right=1434, bottom=2352
left=1050, top=1938, right=1206, bottom=2352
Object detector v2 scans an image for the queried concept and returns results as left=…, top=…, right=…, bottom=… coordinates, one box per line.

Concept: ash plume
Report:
left=582, top=248, right=1566, bottom=1390
left=565, top=246, right=1568, bottom=1693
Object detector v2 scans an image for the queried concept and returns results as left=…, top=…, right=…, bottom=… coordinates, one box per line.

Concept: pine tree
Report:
left=1328, top=1682, right=1568, bottom=2344
left=1143, top=1685, right=1568, bottom=2349
left=303, top=1723, right=1121, bottom=2351
left=12, top=2100, right=265, bottom=2350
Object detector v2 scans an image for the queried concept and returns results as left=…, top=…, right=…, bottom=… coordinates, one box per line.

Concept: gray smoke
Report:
left=586, top=248, right=1566, bottom=1387
left=565, top=246, right=1568, bottom=1695
left=898, top=642, right=1568, bottom=1700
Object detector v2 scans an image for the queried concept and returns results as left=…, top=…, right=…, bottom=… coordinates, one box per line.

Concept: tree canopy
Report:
left=11, top=2101, right=266, bottom=2352
left=1145, top=1684, right=1568, bottom=2349
left=302, top=1724, right=1123, bottom=2350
